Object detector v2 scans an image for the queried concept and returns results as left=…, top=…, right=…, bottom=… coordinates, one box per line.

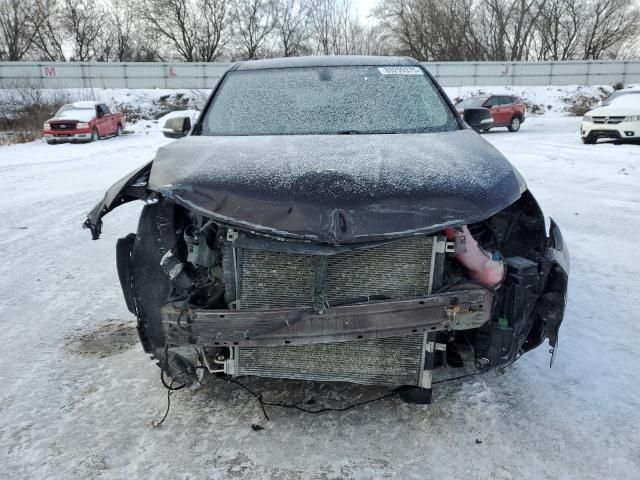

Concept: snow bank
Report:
left=1, top=84, right=637, bottom=126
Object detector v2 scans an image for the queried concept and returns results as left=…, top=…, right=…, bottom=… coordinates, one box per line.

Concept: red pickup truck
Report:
left=43, top=101, right=125, bottom=144
left=456, top=94, right=526, bottom=132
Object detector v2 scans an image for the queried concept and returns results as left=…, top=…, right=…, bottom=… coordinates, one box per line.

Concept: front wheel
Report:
left=91, top=128, right=100, bottom=142
left=581, top=135, right=596, bottom=144
left=508, top=116, right=521, bottom=132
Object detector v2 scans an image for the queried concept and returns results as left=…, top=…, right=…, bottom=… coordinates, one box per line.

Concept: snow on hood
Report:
left=147, top=130, right=522, bottom=242
left=587, top=95, right=640, bottom=116
left=49, top=109, right=96, bottom=122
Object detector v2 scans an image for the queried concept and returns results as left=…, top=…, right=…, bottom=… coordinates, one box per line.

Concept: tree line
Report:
left=0, top=0, right=638, bottom=62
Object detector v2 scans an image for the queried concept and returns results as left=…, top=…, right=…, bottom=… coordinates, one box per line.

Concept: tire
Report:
left=508, top=116, right=521, bottom=132
left=397, top=386, right=433, bottom=404
left=482, top=128, right=491, bottom=132
left=91, top=127, right=100, bottom=142
left=46, top=140, right=56, bottom=145
left=581, top=135, right=596, bottom=144
left=116, top=124, right=123, bottom=137
left=129, top=200, right=178, bottom=359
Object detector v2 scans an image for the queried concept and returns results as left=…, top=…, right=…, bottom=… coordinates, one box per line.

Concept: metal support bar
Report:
left=421, top=333, right=436, bottom=390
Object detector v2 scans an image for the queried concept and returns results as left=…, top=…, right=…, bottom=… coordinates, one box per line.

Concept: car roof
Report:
left=234, top=55, right=419, bottom=71
left=70, top=101, right=99, bottom=108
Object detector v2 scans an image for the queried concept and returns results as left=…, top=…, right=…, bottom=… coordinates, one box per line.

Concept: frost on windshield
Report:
left=202, top=66, right=457, bottom=135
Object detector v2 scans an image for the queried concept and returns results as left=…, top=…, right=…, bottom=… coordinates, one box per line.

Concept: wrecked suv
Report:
left=84, top=56, right=569, bottom=404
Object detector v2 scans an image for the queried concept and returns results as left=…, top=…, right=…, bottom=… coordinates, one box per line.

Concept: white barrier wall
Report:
left=0, top=60, right=638, bottom=89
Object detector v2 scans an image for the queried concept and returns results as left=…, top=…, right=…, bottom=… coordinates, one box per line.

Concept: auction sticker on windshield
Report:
left=378, top=66, right=423, bottom=75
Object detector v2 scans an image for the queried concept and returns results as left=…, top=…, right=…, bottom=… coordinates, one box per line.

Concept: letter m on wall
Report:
left=42, top=66, right=57, bottom=77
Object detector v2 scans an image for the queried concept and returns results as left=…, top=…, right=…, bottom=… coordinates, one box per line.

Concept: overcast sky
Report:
left=352, top=0, right=377, bottom=21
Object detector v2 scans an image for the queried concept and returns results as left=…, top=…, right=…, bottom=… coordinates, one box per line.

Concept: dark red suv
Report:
left=456, top=95, right=526, bottom=132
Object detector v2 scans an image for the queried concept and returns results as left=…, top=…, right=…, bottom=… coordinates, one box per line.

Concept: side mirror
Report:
left=162, top=116, right=191, bottom=139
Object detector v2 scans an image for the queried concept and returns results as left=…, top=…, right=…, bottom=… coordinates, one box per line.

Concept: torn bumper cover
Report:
left=162, top=289, right=493, bottom=347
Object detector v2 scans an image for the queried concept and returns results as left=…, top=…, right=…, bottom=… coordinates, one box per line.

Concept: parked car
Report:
left=84, top=57, right=568, bottom=405
left=43, top=101, right=125, bottom=144
left=456, top=95, right=526, bottom=132
left=581, top=94, right=640, bottom=144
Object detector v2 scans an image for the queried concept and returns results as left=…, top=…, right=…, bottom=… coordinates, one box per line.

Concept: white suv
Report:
left=581, top=93, right=640, bottom=144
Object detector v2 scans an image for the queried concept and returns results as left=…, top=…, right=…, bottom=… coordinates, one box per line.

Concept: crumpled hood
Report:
left=148, top=130, right=523, bottom=243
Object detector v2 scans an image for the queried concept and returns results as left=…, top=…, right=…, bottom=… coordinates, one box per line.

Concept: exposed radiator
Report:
left=235, top=334, right=426, bottom=386
left=238, top=235, right=436, bottom=310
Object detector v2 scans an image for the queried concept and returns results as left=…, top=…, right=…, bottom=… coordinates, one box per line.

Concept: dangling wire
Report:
left=153, top=355, right=518, bottom=426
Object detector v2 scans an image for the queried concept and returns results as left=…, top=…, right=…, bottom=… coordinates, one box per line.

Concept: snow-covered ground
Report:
left=0, top=84, right=628, bottom=125
left=0, top=115, right=639, bottom=479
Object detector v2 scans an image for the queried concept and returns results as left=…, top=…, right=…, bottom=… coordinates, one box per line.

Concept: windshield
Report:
left=456, top=97, right=488, bottom=109
left=602, top=91, right=640, bottom=106
left=199, top=66, right=458, bottom=135
left=55, top=104, right=95, bottom=116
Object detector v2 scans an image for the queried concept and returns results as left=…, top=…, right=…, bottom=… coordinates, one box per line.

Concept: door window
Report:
left=484, top=97, right=498, bottom=108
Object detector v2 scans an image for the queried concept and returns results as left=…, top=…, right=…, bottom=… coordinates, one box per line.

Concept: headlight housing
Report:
left=624, top=115, right=640, bottom=122
left=43, top=123, right=51, bottom=131
left=583, top=115, right=592, bottom=123
left=77, top=122, right=89, bottom=128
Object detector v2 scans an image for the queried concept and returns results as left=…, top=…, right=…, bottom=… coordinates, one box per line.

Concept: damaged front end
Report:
left=85, top=160, right=568, bottom=402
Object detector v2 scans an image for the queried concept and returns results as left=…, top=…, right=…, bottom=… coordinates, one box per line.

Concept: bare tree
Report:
left=308, top=0, right=374, bottom=55
left=308, top=0, right=343, bottom=55
left=28, top=0, right=67, bottom=61
left=233, top=0, right=278, bottom=59
left=358, top=25, right=392, bottom=56
left=374, top=0, right=484, bottom=60
left=60, top=0, right=103, bottom=61
left=196, top=0, right=230, bottom=60
left=474, top=0, right=546, bottom=61
left=106, top=0, right=136, bottom=61
left=139, top=0, right=230, bottom=61
left=535, top=0, right=583, bottom=60
left=581, top=0, right=640, bottom=59
left=0, top=0, right=36, bottom=60
left=275, top=0, right=310, bottom=56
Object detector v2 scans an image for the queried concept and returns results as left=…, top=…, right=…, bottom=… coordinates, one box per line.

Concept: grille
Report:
left=592, top=116, right=625, bottom=124
left=236, top=334, right=425, bottom=386
left=50, top=121, right=78, bottom=130
left=238, top=236, right=435, bottom=310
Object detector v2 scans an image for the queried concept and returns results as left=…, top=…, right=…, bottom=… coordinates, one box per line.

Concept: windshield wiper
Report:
left=335, top=130, right=365, bottom=135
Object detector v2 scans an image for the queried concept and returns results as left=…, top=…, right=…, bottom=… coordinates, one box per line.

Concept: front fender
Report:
left=539, top=218, right=569, bottom=351
left=82, top=161, right=152, bottom=239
